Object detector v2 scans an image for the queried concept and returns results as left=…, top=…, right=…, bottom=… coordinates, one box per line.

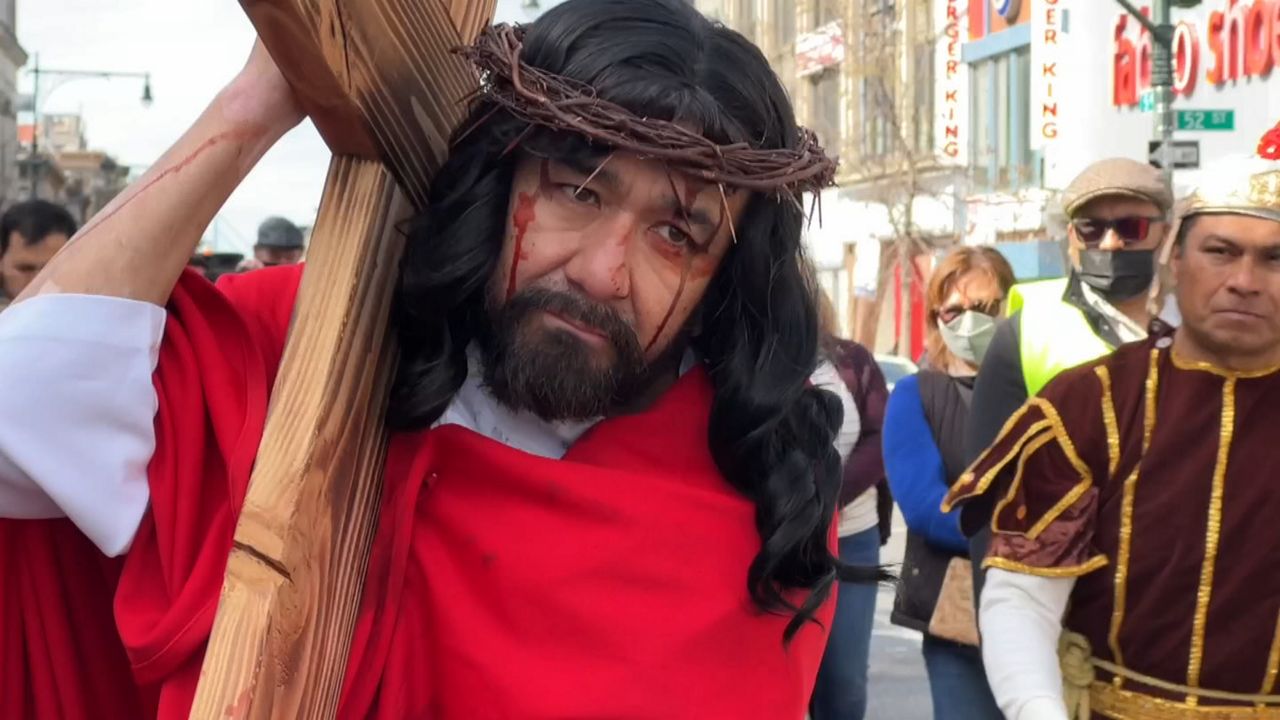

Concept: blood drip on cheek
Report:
left=506, top=192, right=537, bottom=301
left=505, top=160, right=558, bottom=301
left=644, top=252, right=694, bottom=354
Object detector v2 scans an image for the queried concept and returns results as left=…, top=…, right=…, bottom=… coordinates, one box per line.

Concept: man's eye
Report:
left=559, top=184, right=599, bottom=206
left=656, top=224, right=695, bottom=248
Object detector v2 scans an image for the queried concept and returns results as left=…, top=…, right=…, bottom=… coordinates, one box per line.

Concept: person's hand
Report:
left=221, top=40, right=306, bottom=135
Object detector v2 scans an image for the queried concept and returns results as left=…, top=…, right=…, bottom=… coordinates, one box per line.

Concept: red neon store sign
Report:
left=1113, top=0, right=1280, bottom=107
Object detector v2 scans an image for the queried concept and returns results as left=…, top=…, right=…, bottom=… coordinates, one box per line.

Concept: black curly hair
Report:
left=387, top=0, right=878, bottom=640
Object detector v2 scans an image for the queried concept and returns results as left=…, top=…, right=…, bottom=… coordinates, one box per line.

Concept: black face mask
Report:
left=1078, top=249, right=1156, bottom=302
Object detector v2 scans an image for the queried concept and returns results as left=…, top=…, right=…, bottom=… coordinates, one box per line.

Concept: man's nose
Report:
left=1097, top=227, right=1126, bottom=251
left=563, top=217, right=632, bottom=301
left=1227, top=257, right=1263, bottom=295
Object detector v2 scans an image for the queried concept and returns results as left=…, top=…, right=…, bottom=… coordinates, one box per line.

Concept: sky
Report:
left=16, top=0, right=566, bottom=254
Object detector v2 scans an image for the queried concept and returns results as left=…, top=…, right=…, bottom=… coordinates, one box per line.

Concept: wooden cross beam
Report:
left=190, top=2, right=494, bottom=717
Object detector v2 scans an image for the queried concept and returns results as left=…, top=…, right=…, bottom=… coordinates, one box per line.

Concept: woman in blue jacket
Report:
left=884, top=246, right=1014, bottom=720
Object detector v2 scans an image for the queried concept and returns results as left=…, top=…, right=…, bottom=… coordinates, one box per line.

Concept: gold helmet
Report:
left=1147, top=122, right=1280, bottom=319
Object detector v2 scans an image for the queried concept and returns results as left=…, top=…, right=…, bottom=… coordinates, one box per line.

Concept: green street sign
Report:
left=1177, top=110, right=1235, bottom=131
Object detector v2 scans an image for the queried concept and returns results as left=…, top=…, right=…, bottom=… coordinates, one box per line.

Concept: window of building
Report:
left=912, top=40, right=934, bottom=154
left=736, top=0, right=757, bottom=36
left=812, top=68, right=843, bottom=152
left=815, top=0, right=842, bottom=27
left=969, top=47, right=1036, bottom=191
left=773, top=0, right=796, bottom=48
left=859, top=75, right=893, bottom=160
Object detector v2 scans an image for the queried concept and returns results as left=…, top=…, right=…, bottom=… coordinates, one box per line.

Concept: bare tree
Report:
left=845, top=0, right=970, bottom=358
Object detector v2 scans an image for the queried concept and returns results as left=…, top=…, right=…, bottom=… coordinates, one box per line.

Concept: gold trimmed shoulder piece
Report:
left=942, top=392, right=1097, bottom=520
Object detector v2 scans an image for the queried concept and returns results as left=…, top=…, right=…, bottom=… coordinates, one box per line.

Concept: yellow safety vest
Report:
left=1006, top=278, right=1113, bottom=396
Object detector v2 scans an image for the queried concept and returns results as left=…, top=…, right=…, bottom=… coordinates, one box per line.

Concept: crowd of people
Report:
left=0, top=1, right=1278, bottom=719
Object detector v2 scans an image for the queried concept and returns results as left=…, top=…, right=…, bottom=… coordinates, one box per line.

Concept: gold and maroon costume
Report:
left=946, top=332, right=1280, bottom=718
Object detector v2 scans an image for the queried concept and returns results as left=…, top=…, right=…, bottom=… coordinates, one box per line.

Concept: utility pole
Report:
left=23, top=57, right=154, bottom=200
left=29, top=54, right=39, bottom=200
left=1151, top=1, right=1175, bottom=191
left=1115, top=0, right=1202, bottom=194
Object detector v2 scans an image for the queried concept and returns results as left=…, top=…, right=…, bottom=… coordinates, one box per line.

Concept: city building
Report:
left=0, top=0, right=26, bottom=207
left=15, top=114, right=129, bottom=223
left=693, top=0, right=1280, bottom=358
left=695, top=0, right=957, bottom=354
left=953, top=0, right=1280, bottom=304
left=35, top=111, right=85, bottom=153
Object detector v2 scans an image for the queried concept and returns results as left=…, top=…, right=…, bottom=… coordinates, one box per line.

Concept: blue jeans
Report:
left=921, top=636, right=1002, bottom=720
left=810, top=527, right=880, bottom=720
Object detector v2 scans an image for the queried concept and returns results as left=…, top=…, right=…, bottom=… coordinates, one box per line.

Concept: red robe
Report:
left=1, top=265, right=832, bottom=719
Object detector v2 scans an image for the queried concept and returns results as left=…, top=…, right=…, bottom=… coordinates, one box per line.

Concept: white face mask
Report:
left=938, top=311, right=998, bottom=366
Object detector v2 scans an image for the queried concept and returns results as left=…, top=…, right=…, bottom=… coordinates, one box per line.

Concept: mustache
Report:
left=504, top=287, right=641, bottom=354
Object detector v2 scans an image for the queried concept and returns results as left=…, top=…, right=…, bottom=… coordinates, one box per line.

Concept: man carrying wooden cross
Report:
left=0, top=0, right=874, bottom=717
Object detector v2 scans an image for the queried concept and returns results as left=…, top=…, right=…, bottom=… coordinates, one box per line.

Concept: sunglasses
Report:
left=936, top=299, right=1003, bottom=325
left=1071, top=216, right=1163, bottom=245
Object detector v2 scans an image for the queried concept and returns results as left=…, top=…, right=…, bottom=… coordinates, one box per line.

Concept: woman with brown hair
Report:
left=883, top=246, right=1015, bottom=719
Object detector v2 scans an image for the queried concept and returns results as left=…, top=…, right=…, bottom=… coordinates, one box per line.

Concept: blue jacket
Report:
left=883, top=374, right=968, bottom=554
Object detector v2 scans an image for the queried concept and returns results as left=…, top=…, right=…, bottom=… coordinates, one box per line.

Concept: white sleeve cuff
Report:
left=979, top=568, right=1075, bottom=720
left=0, top=294, right=165, bottom=556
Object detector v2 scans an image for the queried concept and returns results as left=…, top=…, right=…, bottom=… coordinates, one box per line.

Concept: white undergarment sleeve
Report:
left=0, top=294, right=165, bottom=556
left=979, top=568, right=1076, bottom=720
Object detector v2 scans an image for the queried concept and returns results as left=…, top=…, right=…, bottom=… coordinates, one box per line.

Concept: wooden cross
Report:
left=189, top=1, right=494, bottom=717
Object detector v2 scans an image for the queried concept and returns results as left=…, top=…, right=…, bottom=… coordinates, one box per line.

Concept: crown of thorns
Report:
left=452, top=24, right=839, bottom=198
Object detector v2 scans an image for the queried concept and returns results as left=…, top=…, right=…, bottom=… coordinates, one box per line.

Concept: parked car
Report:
left=874, top=353, right=919, bottom=392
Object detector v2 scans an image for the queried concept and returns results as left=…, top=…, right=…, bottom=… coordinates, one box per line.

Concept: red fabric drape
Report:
left=1, top=265, right=832, bottom=719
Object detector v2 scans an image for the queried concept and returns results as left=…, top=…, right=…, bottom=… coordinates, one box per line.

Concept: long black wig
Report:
left=387, top=0, right=878, bottom=640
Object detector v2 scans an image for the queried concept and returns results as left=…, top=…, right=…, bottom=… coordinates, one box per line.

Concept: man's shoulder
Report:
left=1038, top=336, right=1157, bottom=404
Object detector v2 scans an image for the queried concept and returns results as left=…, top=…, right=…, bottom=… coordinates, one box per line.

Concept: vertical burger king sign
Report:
left=1031, top=0, right=1065, bottom=149
left=935, top=0, right=969, bottom=162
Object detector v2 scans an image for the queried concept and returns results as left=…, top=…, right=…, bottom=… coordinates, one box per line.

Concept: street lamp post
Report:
left=25, top=53, right=153, bottom=200
left=1114, top=0, right=1202, bottom=194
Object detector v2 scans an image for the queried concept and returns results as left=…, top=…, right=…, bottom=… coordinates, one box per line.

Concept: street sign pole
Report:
left=1116, top=0, right=1180, bottom=194
left=1152, top=0, right=1175, bottom=192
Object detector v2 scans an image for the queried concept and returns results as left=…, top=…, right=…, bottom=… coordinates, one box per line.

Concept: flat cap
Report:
left=256, top=216, right=305, bottom=249
left=1061, top=158, right=1172, bottom=218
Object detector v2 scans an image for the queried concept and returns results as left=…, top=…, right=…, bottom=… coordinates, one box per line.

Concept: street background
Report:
left=868, top=510, right=932, bottom=719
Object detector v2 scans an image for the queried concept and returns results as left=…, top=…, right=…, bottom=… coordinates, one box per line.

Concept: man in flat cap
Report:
left=958, top=158, right=1173, bottom=636
left=947, top=148, right=1280, bottom=719
left=236, top=215, right=306, bottom=271
left=966, top=158, right=1173, bottom=468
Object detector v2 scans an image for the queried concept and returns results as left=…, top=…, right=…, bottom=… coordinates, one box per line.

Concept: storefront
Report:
left=954, top=0, right=1278, bottom=273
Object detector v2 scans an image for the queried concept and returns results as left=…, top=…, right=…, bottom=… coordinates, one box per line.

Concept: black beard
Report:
left=478, top=287, right=650, bottom=421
